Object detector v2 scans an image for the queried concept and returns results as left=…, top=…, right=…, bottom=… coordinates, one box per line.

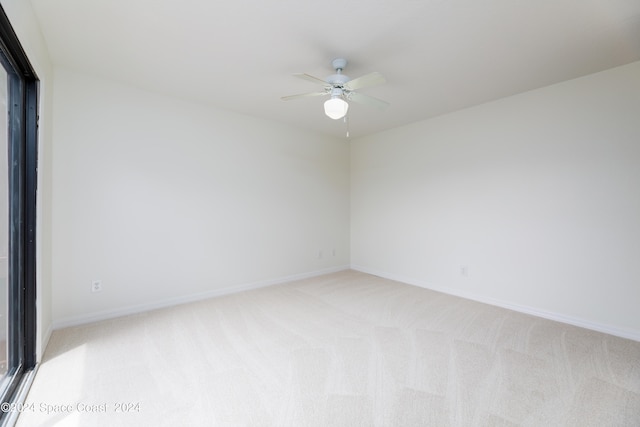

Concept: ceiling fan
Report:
left=282, top=58, right=389, bottom=120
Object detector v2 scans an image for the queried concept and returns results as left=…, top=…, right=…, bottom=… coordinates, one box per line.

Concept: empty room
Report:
left=0, top=0, right=639, bottom=425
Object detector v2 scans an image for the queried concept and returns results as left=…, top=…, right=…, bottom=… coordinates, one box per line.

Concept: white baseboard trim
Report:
left=53, top=265, right=350, bottom=330
left=351, top=264, right=640, bottom=342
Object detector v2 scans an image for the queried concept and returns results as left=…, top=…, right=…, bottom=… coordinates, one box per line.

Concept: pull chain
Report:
left=344, top=115, right=350, bottom=138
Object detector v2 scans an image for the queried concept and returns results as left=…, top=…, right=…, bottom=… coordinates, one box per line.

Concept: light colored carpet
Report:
left=17, top=270, right=640, bottom=426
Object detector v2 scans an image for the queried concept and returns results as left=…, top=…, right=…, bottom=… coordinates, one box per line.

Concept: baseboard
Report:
left=52, top=265, right=350, bottom=330
left=351, top=264, right=640, bottom=342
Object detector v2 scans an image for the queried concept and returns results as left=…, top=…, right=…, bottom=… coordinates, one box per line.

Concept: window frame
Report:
left=0, top=4, right=39, bottom=424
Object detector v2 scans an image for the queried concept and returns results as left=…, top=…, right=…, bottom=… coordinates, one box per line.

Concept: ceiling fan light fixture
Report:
left=283, top=58, right=388, bottom=127
left=324, top=97, right=349, bottom=120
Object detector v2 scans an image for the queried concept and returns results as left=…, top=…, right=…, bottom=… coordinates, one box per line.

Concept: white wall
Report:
left=1, top=0, right=54, bottom=359
left=52, top=68, right=350, bottom=327
left=351, top=61, right=640, bottom=340
left=7, top=0, right=638, bottom=343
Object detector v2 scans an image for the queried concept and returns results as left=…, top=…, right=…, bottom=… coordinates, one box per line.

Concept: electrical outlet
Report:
left=91, top=280, right=102, bottom=293
left=460, top=266, right=469, bottom=277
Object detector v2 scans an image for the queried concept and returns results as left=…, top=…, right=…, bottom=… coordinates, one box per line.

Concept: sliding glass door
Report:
left=0, top=5, right=38, bottom=421
left=0, top=62, right=7, bottom=380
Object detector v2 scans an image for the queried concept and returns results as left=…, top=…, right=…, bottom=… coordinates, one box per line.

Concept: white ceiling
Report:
left=30, top=0, right=640, bottom=139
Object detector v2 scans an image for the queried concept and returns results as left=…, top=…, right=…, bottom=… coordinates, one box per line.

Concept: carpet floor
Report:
left=16, top=270, right=640, bottom=426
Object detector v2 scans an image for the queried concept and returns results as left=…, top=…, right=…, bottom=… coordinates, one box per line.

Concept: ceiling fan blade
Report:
left=344, top=72, right=386, bottom=91
left=281, top=91, right=327, bottom=101
left=293, top=73, right=329, bottom=86
left=347, top=91, right=389, bottom=110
